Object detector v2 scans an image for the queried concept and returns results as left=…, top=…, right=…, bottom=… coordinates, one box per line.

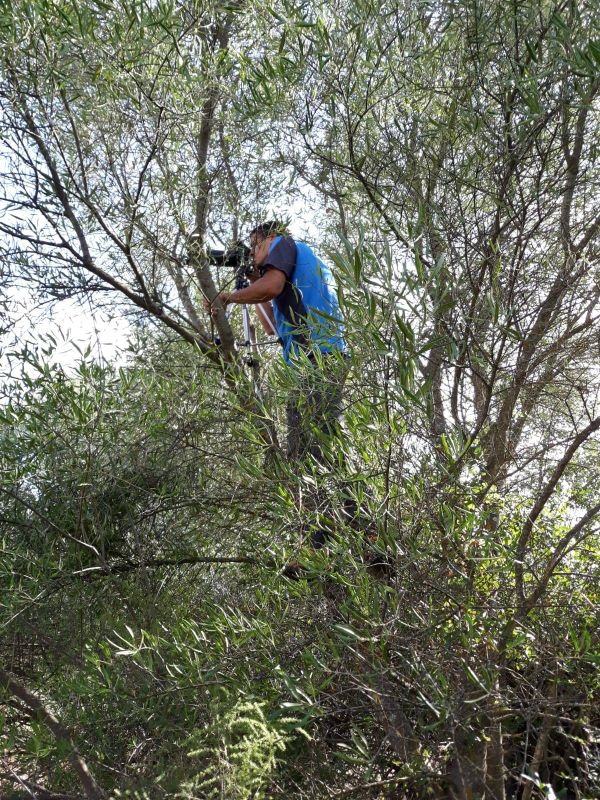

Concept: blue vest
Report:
left=270, top=238, right=346, bottom=362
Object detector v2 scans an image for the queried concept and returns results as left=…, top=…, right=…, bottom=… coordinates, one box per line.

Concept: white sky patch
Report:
left=0, top=172, right=330, bottom=383
left=1, top=286, right=131, bottom=380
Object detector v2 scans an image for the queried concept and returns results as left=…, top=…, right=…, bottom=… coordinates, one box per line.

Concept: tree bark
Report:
left=520, top=682, right=556, bottom=800
left=485, top=703, right=505, bottom=800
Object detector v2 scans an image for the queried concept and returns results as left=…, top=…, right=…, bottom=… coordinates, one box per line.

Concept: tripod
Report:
left=237, top=284, right=281, bottom=366
left=215, top=266, right=279, bottom=367
left=238, top=288, right=256, bottom=367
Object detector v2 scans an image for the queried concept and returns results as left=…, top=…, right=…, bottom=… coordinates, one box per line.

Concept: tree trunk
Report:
left=447, top=698, right=487, bottom=800
left=521, top=682, right=557, bottom=800
left=485, top=707, right=505, bottom=800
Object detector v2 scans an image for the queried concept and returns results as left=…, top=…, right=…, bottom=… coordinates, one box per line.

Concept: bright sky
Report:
left=0, top=180, right=327, bottom=381
left=1, top=286, right=131, bottom=380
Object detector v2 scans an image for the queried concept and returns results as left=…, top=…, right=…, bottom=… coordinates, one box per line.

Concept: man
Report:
left=207, top=223, right=388, bottom=576
left=209, top=221, right=348, bottom=463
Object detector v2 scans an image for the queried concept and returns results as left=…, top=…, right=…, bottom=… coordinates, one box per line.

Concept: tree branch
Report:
left=0, top=670, right=105, bottom=800
left=516, top=415, right=600, bottom=606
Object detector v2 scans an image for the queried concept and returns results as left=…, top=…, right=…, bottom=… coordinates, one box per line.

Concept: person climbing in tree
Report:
left=205, top=222, right=386, bottom=577
left=207, top=221, right=348, bottom=466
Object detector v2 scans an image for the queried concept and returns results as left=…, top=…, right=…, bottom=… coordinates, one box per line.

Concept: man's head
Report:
left=249, top=221, right=289, bottom=267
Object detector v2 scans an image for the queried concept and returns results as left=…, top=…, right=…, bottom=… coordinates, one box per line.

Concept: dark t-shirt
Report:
left=261, top=238, right=309, bottom=343
left=262, top=236, right=297, bottom=279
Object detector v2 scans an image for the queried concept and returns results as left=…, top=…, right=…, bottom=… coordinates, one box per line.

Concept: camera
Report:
left=208, top=241, right=252, bottom=276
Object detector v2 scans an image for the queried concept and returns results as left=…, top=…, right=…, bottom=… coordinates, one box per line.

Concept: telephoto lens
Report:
left=208, top=241, right=250, bottom=270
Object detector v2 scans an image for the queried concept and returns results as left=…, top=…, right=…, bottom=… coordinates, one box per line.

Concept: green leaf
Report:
left=589, top=40, right=600, bottom=66
left=332, top=624, right=369, bottom=642
left=353, top=249, right=363, bottom=281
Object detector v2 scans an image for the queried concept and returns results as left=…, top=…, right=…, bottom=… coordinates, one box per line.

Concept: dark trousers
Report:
left=286, top=353, right=348, bottom=464
left=285, top=354, right=355, bottom=547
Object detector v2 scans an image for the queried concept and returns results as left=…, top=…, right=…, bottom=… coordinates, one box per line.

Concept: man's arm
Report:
left=247, top=265, right=279, bottom=336
left=221, top=269, right=286, bottom=306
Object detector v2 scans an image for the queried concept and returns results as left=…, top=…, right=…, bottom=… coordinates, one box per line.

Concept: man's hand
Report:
left=203, top=270, right=285, bottom=316
left=203, top=292, right=231, bottom=317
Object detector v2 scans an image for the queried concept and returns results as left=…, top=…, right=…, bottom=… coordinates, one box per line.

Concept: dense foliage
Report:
left=1, top=0, right=599, bottom=798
